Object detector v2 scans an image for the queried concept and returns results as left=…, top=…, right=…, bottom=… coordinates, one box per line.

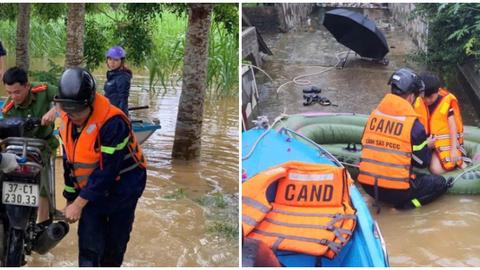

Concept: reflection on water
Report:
left=21, top=75, right=239, bottom=266
left=360, top=191, right=480, bottom=267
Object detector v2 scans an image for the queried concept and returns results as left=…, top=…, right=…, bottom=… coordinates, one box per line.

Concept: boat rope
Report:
left=242, top=63, right=274, bottom=83
left=242, top=114, right=288, bottom=161
left=451, top=162, right=480, bottom=185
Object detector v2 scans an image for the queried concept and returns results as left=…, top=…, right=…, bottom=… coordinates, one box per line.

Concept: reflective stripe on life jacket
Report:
left=242, top=161, right=356, bottom=258
left=358, top=94, right=417, bottom=190
left=414, top=88, right=464, bottom=170
left=59, top=93, right=146, bottom=189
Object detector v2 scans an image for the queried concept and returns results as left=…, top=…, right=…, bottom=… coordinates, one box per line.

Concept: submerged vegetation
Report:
left=0, top=3, right=238, bottom=97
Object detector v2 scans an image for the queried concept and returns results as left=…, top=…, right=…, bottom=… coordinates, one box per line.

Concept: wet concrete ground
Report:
left=251, top=6, right=480, bottom=267
left=254, top=7, right=479, bottom=126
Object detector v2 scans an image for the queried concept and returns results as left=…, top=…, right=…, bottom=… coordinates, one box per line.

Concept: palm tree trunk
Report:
left=16, top=3, right=30, bottom=71
left=65, top=3, right=85, bottom=68
left=172, top=4, right=213, bottom=160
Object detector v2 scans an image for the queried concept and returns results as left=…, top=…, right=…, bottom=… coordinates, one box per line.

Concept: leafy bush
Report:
left=415, top=3, right=480, bottom=74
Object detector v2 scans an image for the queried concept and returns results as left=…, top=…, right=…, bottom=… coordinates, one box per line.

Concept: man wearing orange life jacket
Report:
left=414, top=72, right=465, bottom=175
left=54, top=68, right=146, bottom=266
left=358, top=68, right=452, bottom=210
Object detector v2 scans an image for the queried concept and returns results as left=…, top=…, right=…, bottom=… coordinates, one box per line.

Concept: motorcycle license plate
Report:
left=2, top=181, right=39, bottom=207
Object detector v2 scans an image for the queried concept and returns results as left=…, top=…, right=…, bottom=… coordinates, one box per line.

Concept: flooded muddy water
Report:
left=0, top=65, right=239, bottom=266
left=251, top=7, right=480, bottom=267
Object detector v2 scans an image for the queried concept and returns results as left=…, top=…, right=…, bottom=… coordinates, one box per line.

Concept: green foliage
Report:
left=29, top=59, right=63, bottom=85
left=146, top=12, right=186, bottom=91
left=206, top=221, right=238, bottom=240
left=213, top=4, right=239, bottom=35
left=32, top=4, right=67, bottom=21
left=118, top=4, right=163, bottom=66
left=415, top=3, right=480, bottom=74
left=162, top=188, right=187, bottom=200
left=195, top=192, right=228, bottom=208
left=207, top=21, right=239, bottom=97
left=0, top=3, right=238, bottom=95
left=28, top=18, right=66, bottom=57
left=0, top=3, right=17, bottom=21
left=84, top=18, right=110, bottom=71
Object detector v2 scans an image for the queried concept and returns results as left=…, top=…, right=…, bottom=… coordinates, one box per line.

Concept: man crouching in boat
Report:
left=414, top=72, right=466, bottom=175
left=358, top=68, right=452, bottom=211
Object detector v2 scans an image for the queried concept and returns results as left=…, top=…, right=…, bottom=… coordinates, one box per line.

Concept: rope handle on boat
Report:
left=242, top=114, right=288, bottom=161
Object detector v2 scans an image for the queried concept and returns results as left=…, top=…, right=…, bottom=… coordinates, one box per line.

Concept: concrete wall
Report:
left=388, top=3, right=428, bottom=52
left=243, top=4, right=314, bottom=33
left=277, top=3, right=315, bottom=32
left=242, top=27, right=262, bottom=66
left=241, top=66, right=259, bottom=130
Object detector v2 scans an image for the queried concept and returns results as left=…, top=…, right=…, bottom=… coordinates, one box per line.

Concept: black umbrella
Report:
left=323, top=8, right=389, bottom=60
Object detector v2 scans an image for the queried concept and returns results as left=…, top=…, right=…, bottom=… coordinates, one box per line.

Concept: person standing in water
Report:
left=104, top=46, right=132, bottom=116
left=55, top=68, right=146, bottom=266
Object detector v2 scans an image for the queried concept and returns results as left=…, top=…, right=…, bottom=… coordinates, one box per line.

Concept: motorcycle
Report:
left=0, top=117, right=68, bottom=266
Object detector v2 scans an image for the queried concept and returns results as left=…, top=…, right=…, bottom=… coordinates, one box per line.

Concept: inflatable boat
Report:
left=242, top=127, right=389, bottom=267
left=272, top=113, right=480, bottom=194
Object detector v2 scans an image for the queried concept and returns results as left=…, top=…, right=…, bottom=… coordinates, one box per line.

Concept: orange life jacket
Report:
left=59, top=93, right=146, bottom=189
left=2, top=84, right=48, bottom=114
left=414, top=88, right=464, bottom=170
left=242, top=161, right=357, bottom=258
left=358, top=93, right=417, bottom=190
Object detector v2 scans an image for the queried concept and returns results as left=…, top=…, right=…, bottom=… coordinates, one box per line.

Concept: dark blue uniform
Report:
left=104, top=69, right=131, bottom=115
left=362, top=119, right=449, bottom=209
left=62, top=115, right=146, bottom=266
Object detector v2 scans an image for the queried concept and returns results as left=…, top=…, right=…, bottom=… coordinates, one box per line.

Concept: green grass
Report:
left=0, top=9, right=238, bottom=97
left=206, top=220, right=238, bottom=240
left=162, top=187, right=187, bottom=200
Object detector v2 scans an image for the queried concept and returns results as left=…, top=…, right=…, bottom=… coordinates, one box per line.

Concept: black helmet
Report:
left=54, top=68, right=96, bottom=113
left=388, top=68, right=425, bottom=96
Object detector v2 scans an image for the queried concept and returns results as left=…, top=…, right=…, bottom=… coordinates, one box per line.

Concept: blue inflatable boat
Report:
left=242, top=127, right=389, bottom=267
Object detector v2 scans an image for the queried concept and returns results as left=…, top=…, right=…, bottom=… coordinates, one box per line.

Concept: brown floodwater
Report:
left=250, top=6, right=480, bottom=266
left=0, top=64, right=239, bottom=266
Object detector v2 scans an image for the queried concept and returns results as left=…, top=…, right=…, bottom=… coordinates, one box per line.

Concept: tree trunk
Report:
left=172, top=4, right=213, bottom=160
left=65, top=3, right=85, bottom=68
left=16, top=3, right=30, bottom=72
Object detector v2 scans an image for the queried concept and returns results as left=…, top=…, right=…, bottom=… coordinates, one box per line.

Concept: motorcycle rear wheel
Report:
left=4, top=228, right=25, bottom=266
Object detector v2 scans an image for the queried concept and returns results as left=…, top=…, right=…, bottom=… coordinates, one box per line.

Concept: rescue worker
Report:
left=54, top=68, right=146, bottom=266
left=0, top=40, right=6, bottom=79
left=414, top=71, right=465, bottom=175
left=358, top=68, right=452, bottom=211
left=104, top=46, right=131, bottom=115
left=2, top=67, right=58, bottom=228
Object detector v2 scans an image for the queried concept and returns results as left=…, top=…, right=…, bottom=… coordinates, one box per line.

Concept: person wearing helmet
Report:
left=2, top=66, right=59, bottom=230
left=104, top=46, right=132, bottom=115
left=414, top=71, right=466, bottom=174
left=54, top=68, right=146, bottom=266
left=357, top=68, right=452, bottom=211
